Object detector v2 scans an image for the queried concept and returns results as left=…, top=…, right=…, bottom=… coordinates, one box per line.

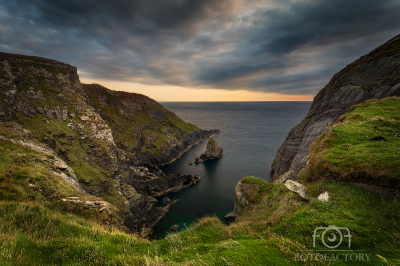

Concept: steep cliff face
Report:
left=84, top=84, right=218, bottom=168
left=0, top=52, right=218, bottom=236
left=271, top=34, right=400, bottom=182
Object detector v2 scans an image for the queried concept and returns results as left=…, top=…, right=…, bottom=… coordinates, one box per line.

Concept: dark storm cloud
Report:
left=1, top=0, right=400, bottom=95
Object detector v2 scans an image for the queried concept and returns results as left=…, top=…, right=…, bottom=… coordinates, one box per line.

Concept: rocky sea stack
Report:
left=195, top=137, right=223, bottom=163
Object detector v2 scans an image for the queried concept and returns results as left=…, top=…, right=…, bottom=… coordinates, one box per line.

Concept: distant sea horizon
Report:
left=154, top=101, right=312, bottom=238
left=159, top=101, right=313, bottom=103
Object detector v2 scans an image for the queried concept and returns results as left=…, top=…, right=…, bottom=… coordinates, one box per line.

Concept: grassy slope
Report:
left=0, top=124, right=150, bottom=266
left=2, top=58, right=127, bottom=210
left=300, top=97, right=400, bottom=185
left=2, top=98, right=400, bottom=264
left=2, top=175, right=399, bottom=265
left=143, top=177, right=400, bottom=265
left=14, top=113, right=127, bottom=211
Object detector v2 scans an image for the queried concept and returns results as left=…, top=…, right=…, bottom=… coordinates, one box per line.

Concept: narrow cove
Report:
left=153, top=102, right=312, bottom=238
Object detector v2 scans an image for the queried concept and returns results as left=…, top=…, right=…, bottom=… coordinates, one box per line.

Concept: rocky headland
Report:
left=270, top=34, right=400, bottom=183
left=195, top=137, right=223, bottom=163
left=0, top=51, right=219, bottom=236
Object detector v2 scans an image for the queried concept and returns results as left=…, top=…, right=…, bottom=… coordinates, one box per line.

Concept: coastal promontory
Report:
left=0, top=51, right=219, bottom=236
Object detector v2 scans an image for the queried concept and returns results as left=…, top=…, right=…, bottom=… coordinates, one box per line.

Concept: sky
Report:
left=1, top=0, right=400, bottom=102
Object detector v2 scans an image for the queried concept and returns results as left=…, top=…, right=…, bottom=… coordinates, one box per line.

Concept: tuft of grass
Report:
left=241, top=176, right=273, bottom=203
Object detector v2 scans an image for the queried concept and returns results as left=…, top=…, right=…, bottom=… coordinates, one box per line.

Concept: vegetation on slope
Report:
left=14, top=113, right=127, bottom=211
left=84, top=84, right=199, bottom=160
left=3, top=173, right=398, bottom=265
left=2, top=97, right=400, bottom=265
left=300, top=97, right=400, bottom=185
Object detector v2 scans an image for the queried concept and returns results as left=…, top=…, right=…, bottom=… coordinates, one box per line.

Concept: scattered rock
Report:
left=54, top=160, right=68, bottom=170
left=317, top=191, right=329, bottom=202
left=284, top=180, right=308, bottom=200
left=163, top=197, right=172, bottom=205
left=224, top=212, right=237, bottom=222
left=68, top=197, right=79, bottom=200
left=189, top=161, right=193, bottom=165
left=146, top=197, right=158, bottom=204
left=66, top=197, right=109, bottom=210
left=81, top=180, right=92, bottom=186
left=170, top=225, right=180, bottom=231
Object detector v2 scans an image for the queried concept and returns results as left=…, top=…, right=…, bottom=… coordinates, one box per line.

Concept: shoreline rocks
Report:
left=170, top=225, right=180, bottom=231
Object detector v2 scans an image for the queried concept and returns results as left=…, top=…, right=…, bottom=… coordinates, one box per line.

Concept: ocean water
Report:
left=155, top=102, right=312, bottom=238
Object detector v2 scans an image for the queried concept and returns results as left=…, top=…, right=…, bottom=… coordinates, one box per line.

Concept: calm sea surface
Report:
left=155, top=102, right=312, bottom=238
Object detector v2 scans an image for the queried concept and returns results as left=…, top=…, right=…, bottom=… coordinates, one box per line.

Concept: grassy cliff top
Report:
left=300, top=97, right=400, bottom=185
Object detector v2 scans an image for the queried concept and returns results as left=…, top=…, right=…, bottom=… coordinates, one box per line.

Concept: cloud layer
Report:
left=1, top=0, right=400, bottom=95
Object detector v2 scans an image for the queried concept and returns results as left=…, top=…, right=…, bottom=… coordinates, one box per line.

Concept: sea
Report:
left=154, top=101, right=312, bottom=238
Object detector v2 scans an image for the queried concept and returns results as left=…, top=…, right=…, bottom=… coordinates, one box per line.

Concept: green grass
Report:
left=83, top=84, right=199, bottom=160
left=1, top=133, right=400, bottom=265
left=240, top=176, right=273, bottom=203
left=141, top=177, right=400, bottom=265
left=13, top=114, right=127, bottom=211
left=300, top=97, right=400, bottom=185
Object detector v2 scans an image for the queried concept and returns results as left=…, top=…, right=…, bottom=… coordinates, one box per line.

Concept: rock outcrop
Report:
left=284, top=180, right=308, bottom=200
left=0, top=123, right=86, bottom=194
left=271, top=34, right=400, bottom=182
left=317, top=192, right=329, bottom=202
left=0, top=51, right=220, bottom=237
left=225, top=181, right=250, bottom=221
left=195, top=137, right=223, bottom=163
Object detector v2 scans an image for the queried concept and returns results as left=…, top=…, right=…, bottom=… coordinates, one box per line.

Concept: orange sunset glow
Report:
left=81, top=78, right=314, bottom=102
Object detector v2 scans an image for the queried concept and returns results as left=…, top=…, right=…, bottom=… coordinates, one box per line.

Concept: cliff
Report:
left=195, top=137, right=223, bottom=163
left=271, top=34, right=400, bottom=182
left=299, top=97, right=400, bottom=192
left=83, top=84, right=218, bottom=168
left=0, top=51, right=218, bottom=236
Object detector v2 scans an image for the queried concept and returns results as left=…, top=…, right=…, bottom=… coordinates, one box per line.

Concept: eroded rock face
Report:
left=83, top=84, right=220, bottom=167
left=195, top=137, right=223, bottom=163
left=271, top=34, right=400, bottom=182
left=233, top=181, right=249, bottom=216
